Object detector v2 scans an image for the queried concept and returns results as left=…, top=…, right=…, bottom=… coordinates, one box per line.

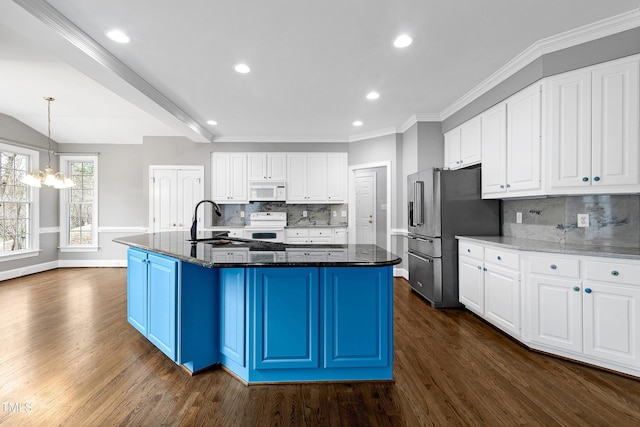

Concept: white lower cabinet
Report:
left=458, top=241, right=521, bottom=337
left=459, top=238, right=640, bottom=377
left=526, top=252, right=640, bottom=375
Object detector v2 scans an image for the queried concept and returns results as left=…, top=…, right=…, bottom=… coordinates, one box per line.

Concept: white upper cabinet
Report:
left=481, top=83, right=543, bottom=199
left=546, top=56, right=640, bottom=194
left=506, top=83, right=543, bottom=195
left=480, top=102, right=507, bottom=196
left=247, top=153, right=287, bottom=181
left=212, top=152, right=248, bottom=204
left=326, top=153, right=348, bottom=202
left=444, top=116, right=481, bottom=170
left=287, top=152, right=347, bottom=203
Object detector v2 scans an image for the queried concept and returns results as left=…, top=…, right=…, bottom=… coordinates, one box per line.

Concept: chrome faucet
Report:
left=190, top=200, right=222, bottom=241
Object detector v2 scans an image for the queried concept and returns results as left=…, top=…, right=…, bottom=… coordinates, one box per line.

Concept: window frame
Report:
left=0, top=141, right=40, bottom=261
left=59, top=155, right=99, bottom=252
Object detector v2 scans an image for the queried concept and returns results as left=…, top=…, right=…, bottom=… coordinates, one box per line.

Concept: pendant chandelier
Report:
left=21, top=97, right=75, bottom=189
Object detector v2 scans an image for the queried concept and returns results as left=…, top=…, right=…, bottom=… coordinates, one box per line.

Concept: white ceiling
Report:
left=0, top=0, right=638, bottom=144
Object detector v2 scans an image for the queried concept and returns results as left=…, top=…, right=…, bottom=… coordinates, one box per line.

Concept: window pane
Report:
left=66, top=158, right=96, bottom=246
left=0, top=147, right=32, bottom=255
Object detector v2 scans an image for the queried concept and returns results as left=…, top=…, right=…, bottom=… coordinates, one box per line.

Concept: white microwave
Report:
left=249, top=181, right=286, bottom=201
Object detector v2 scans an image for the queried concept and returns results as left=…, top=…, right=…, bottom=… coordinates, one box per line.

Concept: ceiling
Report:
left=0, top=0, right=638, bottom=145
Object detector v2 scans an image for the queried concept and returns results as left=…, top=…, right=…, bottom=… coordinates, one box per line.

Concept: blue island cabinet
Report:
left=126, top=248, right=219, bottom=372
left=127, top=248, right=178, bottom=360
left=245, top=266, right=393, bottom=383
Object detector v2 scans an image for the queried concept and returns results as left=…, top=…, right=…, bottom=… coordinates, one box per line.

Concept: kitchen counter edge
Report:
left=455, top=236, right=640, bottom=260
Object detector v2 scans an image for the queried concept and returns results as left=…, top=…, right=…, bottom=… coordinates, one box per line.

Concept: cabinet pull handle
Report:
left=585, top=288, right=592, bottom=294
left=593, top=176, right=600, bottom=182
left=483, top=267, right=487, bottom=272
left=573, top=286, right=580, bottom=292
left=550, top=264, right=557, bottom=270
left=497, top=256, right=502, bottom=261
left=582, top=177, right=589, bottom=182
left=467, top=248, right=471, bottom=253
left=611, top=270, right=619, bottom=276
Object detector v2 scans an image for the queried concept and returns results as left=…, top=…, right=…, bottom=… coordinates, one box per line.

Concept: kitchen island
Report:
left=114, top=231, right=401, bottom=383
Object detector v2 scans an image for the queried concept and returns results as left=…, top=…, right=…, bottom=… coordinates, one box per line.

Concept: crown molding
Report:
left=13, top=0, right=215, bottom=143
left=440, top=8, right=640, bottom=120
left=212, top=135, right=349, bottom=143
left=348, top=127, right=398, bottom=143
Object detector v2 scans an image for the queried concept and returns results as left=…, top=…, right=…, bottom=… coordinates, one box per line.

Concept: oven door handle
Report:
left=406, top=251, right=432, bottom=263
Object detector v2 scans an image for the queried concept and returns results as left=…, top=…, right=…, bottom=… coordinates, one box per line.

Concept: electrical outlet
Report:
left=240, top=211, right=245, bottom=218
left=516, top=212, right=522, bottom=224
left=577, top=214, right=589, bottom=228
left=333, top=210, right=337, bottom=217
left=303, top=210, right=307, bottom=217
left=341, top=210, right=347, bottom=218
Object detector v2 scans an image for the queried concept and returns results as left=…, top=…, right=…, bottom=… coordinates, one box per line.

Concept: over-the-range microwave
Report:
left=249, top=181, right=286, bottom=201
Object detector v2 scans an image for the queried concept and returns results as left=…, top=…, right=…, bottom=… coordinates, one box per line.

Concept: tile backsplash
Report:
left=212, top=202, right=348, bottom=227
left=502, top=195, right=640, bottom=248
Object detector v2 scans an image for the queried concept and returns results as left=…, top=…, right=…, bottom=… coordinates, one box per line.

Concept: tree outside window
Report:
left=0, top=149, right=31, bottom=254
left=67, top=160, right=97, bottom=246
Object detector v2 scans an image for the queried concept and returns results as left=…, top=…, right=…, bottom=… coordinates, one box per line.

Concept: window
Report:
left=59, top=156, right=98, bottom=251
left=0, top=142, right=39, bottom=259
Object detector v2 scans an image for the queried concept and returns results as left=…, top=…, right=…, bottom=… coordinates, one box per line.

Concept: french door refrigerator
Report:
left=407, top=167, right=500, bottom=308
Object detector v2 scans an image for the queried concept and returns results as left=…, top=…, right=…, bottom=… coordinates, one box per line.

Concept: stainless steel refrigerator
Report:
left=407, top=167, right=500, bottom=308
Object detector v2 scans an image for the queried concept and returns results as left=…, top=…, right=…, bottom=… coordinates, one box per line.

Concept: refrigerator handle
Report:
left=414, top=181, right=424, bottom=226
left=408, top=201, right=413, bottom=227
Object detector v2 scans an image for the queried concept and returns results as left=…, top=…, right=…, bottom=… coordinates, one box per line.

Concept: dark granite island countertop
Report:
left=114, top=231, right=401, bottom=268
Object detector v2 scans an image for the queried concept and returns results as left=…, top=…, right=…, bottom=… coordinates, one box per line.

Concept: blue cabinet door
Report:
left=323, top=266, right=392, bottom=368
left=220, top=268, right=247, bottom=372
left=127, top=248, right=148, bottom=335
left=147, top=253, right=179, bottom=361
left=252, top=267, right=319, bottom=370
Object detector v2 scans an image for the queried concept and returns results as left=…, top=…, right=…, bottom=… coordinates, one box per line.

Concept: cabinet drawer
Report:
left=485, top=247, right=519, bottom=270
left=458, top=241, right=484, bottom=261
left=584, top=260, right=640, bottom=285
left=529, top=255, right=579, bottom=278
left=285, top=228, right=308, bottom=237
left=309, top=228, right=332, bottom=237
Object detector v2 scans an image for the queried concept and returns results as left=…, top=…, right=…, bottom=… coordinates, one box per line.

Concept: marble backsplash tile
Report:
left=212, top=202, right=348, bottom=227
left=503, top=195, right=640, bottom=248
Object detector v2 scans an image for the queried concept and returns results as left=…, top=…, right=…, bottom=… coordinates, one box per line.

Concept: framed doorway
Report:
left=348, top=161, right=391, bottom=250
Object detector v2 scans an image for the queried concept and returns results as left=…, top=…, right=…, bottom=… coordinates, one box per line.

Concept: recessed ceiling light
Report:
left=206, top=120, right=218, bottom=126
left=353, top=120, right=363, bottom=127
left=393, top=34, right=412, bottom=48
left=106, top=29, right=130, bottom=44
left=234, top=63, right=251, bottom=74
left=366, top=91, right=380, bottom=100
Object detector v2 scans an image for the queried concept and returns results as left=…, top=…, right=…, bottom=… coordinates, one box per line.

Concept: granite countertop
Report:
left=456, top=235, right=640, bottom=260
left=114, top=231, right=401, bottom=268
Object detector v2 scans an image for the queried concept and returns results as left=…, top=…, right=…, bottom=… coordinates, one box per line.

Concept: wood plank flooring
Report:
left=1, top=268, right=639, bottom=426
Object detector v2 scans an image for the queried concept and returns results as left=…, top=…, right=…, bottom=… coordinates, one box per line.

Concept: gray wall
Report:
left=0, top=113, right=60, bottom=274
left=443, top=27, right=640, bottom=132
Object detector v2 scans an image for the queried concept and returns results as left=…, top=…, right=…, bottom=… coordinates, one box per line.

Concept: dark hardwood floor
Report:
left=1, top=268, right=639, bottom=426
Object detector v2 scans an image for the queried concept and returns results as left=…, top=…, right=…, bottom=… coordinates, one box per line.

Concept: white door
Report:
left=152, top=169, right=177, bottom=233
left=355, top=173, right=376, bottom=245
left=177, top=169, right=203, bottom=231
left=150, top=166, right=204, bottom=233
